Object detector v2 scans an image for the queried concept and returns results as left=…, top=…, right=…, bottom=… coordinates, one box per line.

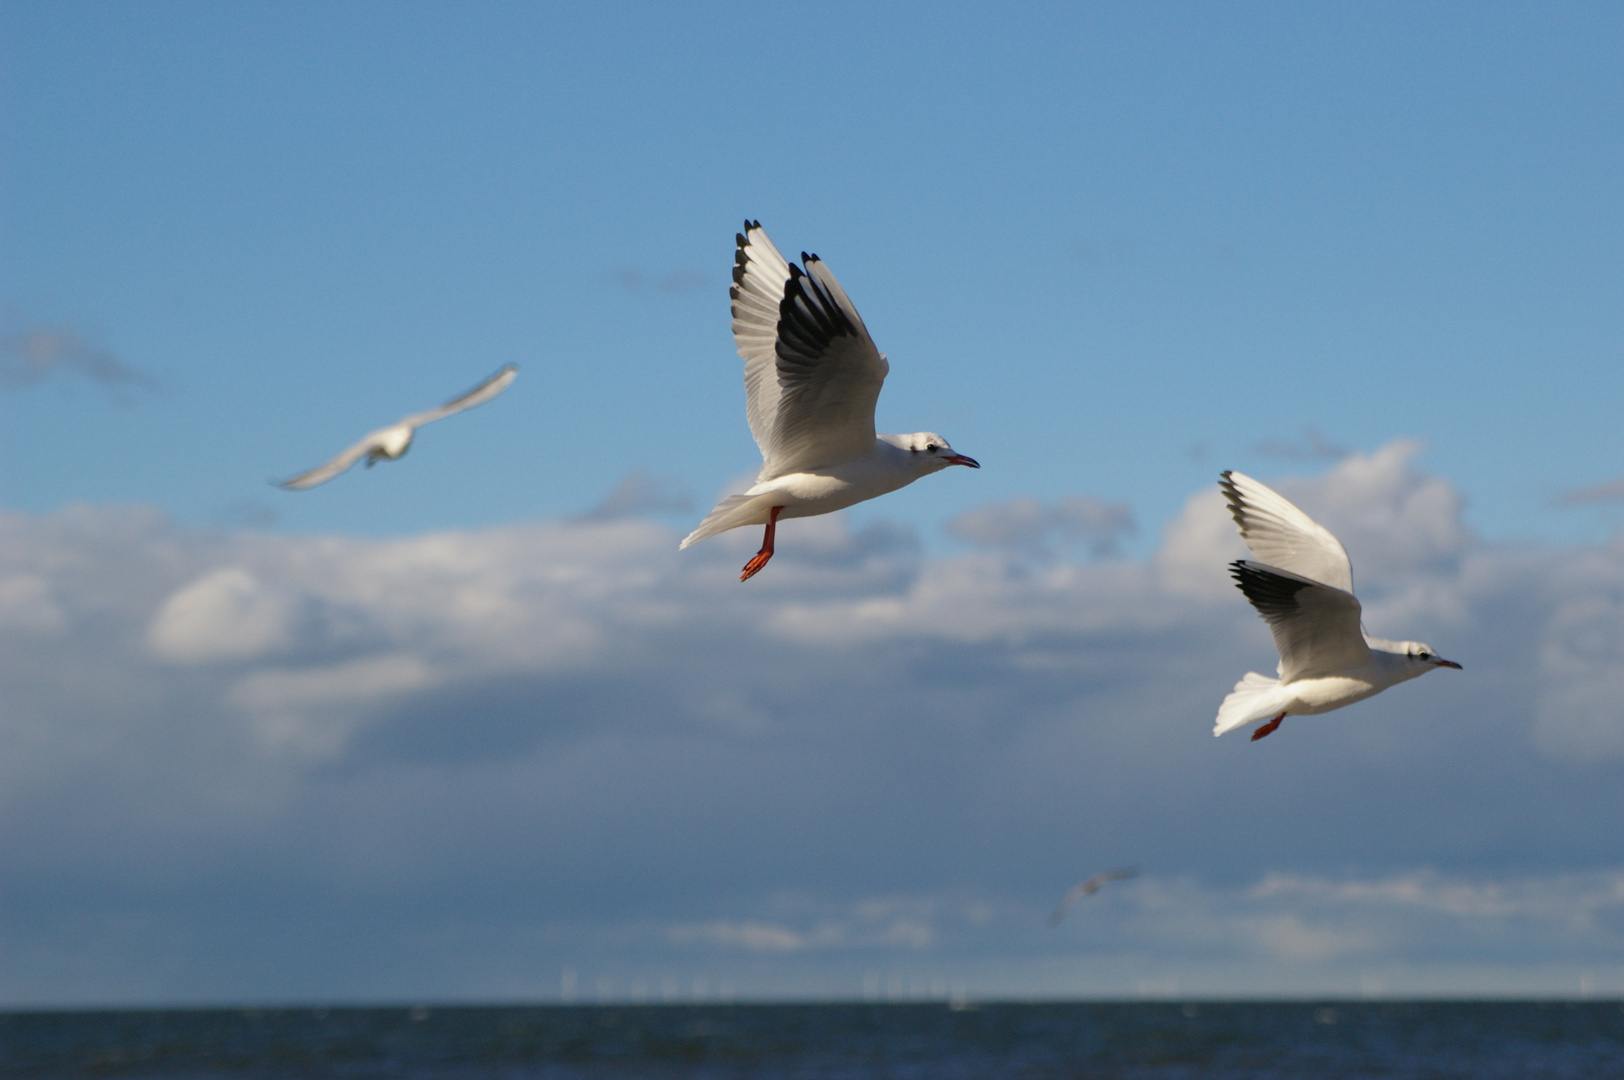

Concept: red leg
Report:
left=739, top=506, right=784, bottom=582
left=1250, top=712, right=1287, bottom=742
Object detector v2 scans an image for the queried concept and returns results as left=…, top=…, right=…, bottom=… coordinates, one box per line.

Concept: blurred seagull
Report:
left=681, top=221, right=979, bottom=581
left=276, top=365, right=517, bottom=490
left=1049, top=867, right=1138, bottom=925
left=1215, top=470, right=1461, bottom=741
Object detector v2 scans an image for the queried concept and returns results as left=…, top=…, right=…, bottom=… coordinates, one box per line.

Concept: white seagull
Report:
left=1214, top=470, right=1461, bottom=741
left=682, top=221, right=979, bottom=580
left=276, top=365, right=517, bottom=490
left=1049, top=867, right=1139, bottom=926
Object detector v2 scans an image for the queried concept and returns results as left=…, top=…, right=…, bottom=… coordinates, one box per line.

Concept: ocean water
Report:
left=5, top=1001, right=1624, bottom=1079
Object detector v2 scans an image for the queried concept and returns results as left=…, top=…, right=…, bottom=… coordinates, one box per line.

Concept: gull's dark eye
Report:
left=1418, top=651, right=1432, bottom=661
left=927, top=444, right=939, bottom=453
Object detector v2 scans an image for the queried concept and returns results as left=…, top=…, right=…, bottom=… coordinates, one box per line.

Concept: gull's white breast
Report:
left=749, top=443, right=916, bottom=519
left=1282, top=674, right=1386, bottom=715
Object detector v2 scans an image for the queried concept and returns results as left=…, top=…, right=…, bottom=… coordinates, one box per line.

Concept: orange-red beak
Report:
left=945, top=454, right=980, bottom=468
left=1436, top=659, right=1463, bottom=669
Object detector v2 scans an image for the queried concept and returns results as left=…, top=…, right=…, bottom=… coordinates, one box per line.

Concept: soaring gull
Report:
left=276, top=365, right=517, bottom=490
left=1049, top=867, right=1139, bottom=926
left=682, top=221, right=979, bottom=581
left=1214, top=470, right=1461, bottom=741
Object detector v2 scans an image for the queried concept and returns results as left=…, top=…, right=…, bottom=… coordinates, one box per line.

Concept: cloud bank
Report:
left=4, top=442, right=1624, bottom=1004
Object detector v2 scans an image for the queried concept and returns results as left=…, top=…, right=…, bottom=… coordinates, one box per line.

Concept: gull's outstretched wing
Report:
left=403, top=364, right=518, bottom=427
left=275, top=430, right=388, bottom=490
left=1049, top=867, right=1139, bottom=926
left=731, top=222, right=795, bottom=460
left=1230, top=560, right=1371, bottom=682
left=1220, top=471, right=1353, bottom=594
left=730, top=222, right=888, bottom=479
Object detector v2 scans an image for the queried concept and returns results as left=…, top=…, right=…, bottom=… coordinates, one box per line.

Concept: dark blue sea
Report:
left=5, top=1001, right=1624, bottom=1079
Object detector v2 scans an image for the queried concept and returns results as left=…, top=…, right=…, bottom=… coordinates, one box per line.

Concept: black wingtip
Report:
left=1217, top=472, right=1247, bottom=528
left=1229, top=559, right=1312, bottom=617
left=1228, top=558, right=1266, bottom=596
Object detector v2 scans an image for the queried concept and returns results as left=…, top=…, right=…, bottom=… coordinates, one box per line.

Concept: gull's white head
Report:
left=889, top=432, right=980, bottom=475
left=1397, top=641, right=1463, bottom=677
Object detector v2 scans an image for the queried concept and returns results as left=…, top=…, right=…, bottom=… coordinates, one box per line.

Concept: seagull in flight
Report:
left=681, top=221, right=979, bottom=581
left=276, top=365, right=517, bottom=490
left=1049, top=867, right=1138, bottom=925
left=1215, top=470, right=1461, bottom=741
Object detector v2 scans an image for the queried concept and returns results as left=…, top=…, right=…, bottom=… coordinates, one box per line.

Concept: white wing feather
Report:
left=731, top=224, right=794, bottom=460
left=275, top=429, right=390, bottom=490
left=403, top=364, right=518, bottom=427
left=730, top=222, right=888, bottom=479
left=1220, top=471, right=1354, bottom=594
left=1230, top=560, right=1371, bottom=682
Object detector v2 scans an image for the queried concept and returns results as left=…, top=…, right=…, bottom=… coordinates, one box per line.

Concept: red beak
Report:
left=1435, top=659, right=1462, bottom=670
left=945, top=454, right=980, bottom=469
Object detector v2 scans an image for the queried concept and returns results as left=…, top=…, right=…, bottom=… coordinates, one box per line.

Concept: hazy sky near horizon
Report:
left=4, top=2, right=1624, bottom=1004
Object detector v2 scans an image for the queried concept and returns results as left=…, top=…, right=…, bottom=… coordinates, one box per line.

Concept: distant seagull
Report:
left=1214, top=470, right=1461, bottom=741
left=1049, top=867, right=1138, bottom=925
left=682, top=221, right=979, bottom=580
left=276, top=365, right=517, bottom=490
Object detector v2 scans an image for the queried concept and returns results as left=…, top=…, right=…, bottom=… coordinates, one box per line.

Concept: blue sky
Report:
left=4, top=3, right=1624, bottom=1005
left=6, top=2, right=1623, bottom=545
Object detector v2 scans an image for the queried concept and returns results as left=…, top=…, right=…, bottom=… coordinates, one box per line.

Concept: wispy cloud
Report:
left=579, top=470, right=693, bottom=521
left=1552, top=477, right=1624, bottom=506
left=0, top=316, right=159, bottom=395
left=613, top=268, right=710, bottom=294
left=1254, top=427, right=1347, bottom=462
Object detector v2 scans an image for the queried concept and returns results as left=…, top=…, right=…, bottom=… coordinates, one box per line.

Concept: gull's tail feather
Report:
left=680, top=493, right=780, bottom=549
left=1214, top=672, right=1293, bottom=737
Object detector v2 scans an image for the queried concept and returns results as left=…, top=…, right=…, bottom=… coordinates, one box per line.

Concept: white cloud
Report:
left=1251, top=869, right=1624, bottom=926
left=1242, top=914, right=1376, bottom=962
left=948, top=495, right=1134, bottom=559
left=1154, top=487, right=1243, bottom=600
left=0, top=575, right=69, bottom=637
left=148, top=568, right=300, bottom=664
left=227, top=653, right=439, bottom=758
left=667, top=898, right=939, bottom=954
left=1533, top=546, right=1624, bottom=763
left=669, top=921, right=811, bottom=952
left=7, top=440, right=1624, bottom=1002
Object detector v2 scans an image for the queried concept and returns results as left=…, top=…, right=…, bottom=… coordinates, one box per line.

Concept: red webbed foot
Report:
left=739, top=506, right=784, bottom=582
left=1250, top=712, right=1286, bottom=742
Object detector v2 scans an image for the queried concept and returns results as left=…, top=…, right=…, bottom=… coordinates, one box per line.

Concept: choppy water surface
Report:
left=5, top=1001, right=1624, bottom=1079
